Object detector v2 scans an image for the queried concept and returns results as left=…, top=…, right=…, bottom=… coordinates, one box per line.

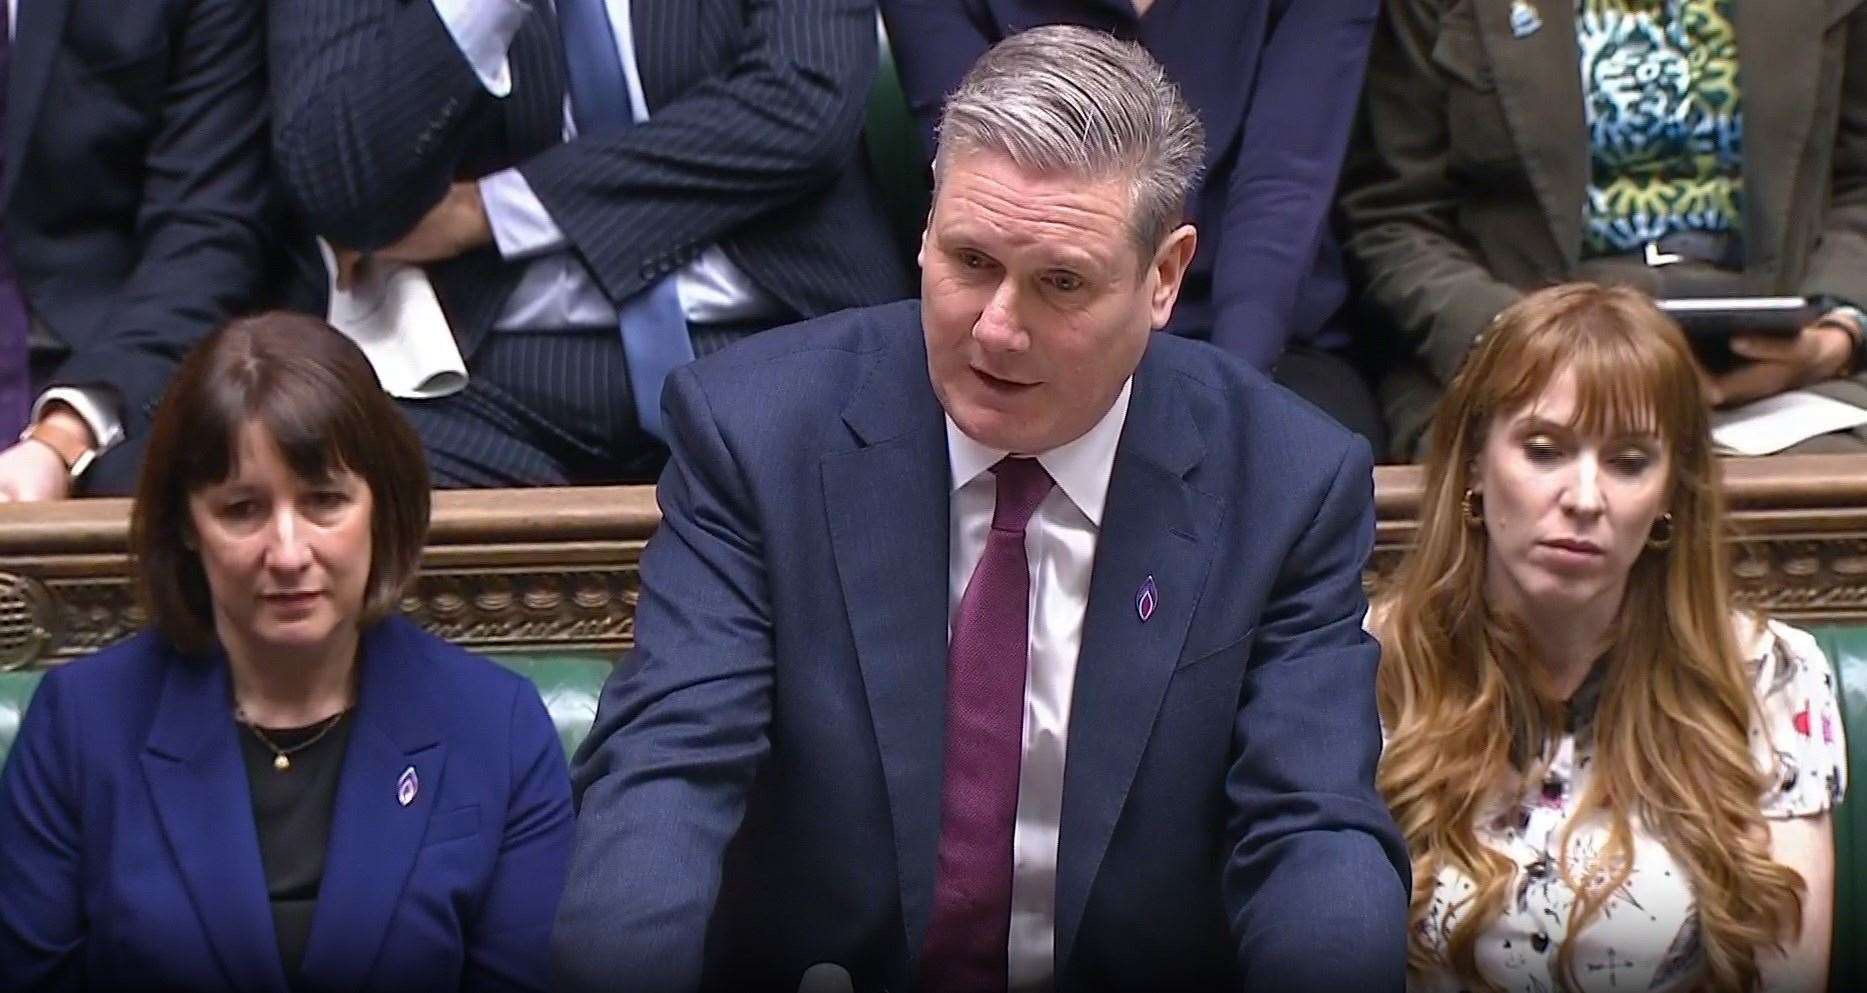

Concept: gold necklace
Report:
left=240, top=710, right=347, bottom=772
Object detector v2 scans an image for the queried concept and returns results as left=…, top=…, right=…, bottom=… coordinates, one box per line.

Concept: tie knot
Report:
left=989, top=457, right=1054, bottom=533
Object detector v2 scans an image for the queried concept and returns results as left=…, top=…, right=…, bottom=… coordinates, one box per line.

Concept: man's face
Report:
left=920, top=150, right=1194, bottom=454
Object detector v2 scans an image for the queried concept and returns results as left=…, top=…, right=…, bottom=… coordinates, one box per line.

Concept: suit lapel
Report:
left=1052, top=343, right=1216, bottom=973
left=1734, top=0, right=1828, bottom=271
left=297, top=620, right=445, bottom=992
left=3, top=0, right=73, bottom=211
left=140, top=652, right=291, bottom=993
left=1476, top=0, right=1587, bottom=266
left=822, top=310, right=951, bottom=965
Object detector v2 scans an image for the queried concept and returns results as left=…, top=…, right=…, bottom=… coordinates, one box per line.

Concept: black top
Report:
left=236, top=711, right=355, bottom=987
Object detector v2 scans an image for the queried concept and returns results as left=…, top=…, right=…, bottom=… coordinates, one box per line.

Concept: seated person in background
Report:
left=1341, top=0, right=1867, bottom=460
left=1370, top=284, right=1844, bottom=993
left=881, top=0, right=1387, bottom=451
left=0, top=314, right=573, bottom=991
left=553, top=26, right=1407, bottom=993
left=0, top=0, right=276, bottom=501
left=269, top=0, right=912, bottom=488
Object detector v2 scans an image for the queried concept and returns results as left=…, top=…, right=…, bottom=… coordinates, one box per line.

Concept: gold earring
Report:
left=1646, top=513, right=1675, bottom=551
left=1462, top=488, right=1484, bottom=528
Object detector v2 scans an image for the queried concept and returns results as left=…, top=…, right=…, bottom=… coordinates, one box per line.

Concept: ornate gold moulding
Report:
left=6, top=456, right=1867, bottom=670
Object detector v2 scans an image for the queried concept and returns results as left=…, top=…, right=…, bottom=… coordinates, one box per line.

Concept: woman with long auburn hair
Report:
left=1371, top=283, right=1846, bottom=993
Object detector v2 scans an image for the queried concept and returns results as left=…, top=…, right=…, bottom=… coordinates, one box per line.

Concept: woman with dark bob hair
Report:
left=0, top=313, right=573, bottom=991
left=1371, top=284, right=1846, bottom=993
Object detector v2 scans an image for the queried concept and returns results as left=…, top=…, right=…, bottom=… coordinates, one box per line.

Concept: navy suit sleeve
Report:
left=551, top=365, right=775, bottom=993
left=47, top=0, right=273, bottom=438
left=877, top=0, right=994, bottom=157
left=269, top=0, right=504, bottom=248
left=1221, top=438, right=1408, bottom=992
left=0, top=670, right=84, bottom=992
left=518, top=0, right=879, bottom=306
left=1208, top=0, right=1377, bottom=368
left=463, top=682, right=575, bottom=993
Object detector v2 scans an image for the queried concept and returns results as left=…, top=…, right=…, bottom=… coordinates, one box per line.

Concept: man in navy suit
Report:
left=554, top=26, right=1407, bottom=993
left=0, top=0, right=275, bottom=500
left=270, top=0, right=911, bottom=486
left=880, top=0, right=1386, bottom=452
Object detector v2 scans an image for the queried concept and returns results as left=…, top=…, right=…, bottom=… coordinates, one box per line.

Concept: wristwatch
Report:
left=19, top=416, right=97, bottom=479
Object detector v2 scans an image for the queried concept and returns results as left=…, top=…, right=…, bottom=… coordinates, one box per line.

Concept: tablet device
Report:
left=1658, top=297, right=1825, bottom=373
left=1657, top=297, right=1822, bottom=339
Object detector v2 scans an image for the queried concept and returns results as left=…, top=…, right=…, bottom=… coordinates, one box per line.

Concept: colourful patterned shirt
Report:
left=1578, top=0, right=1745, bottom=256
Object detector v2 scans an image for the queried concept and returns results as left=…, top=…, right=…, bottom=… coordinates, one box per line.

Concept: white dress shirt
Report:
left=433, top=0, right=783, bottom=331
left=945, top=379, right=1131, bottom=991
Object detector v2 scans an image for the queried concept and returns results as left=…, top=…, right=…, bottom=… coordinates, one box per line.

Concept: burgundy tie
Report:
left=919, top=456, right=1055, bottom=993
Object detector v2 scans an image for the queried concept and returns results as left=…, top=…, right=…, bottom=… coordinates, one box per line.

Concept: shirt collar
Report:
left=944, top=379, right=1132, bottom=527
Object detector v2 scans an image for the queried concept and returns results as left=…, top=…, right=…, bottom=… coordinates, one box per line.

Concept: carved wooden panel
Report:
left=7, top=457, right=1867, bottom=669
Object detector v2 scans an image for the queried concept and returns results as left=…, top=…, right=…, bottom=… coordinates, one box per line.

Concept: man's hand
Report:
left=1707, top=319, right=1857, bottom=407
left=0, top=405, right=98, bottom=502
left=375, top=181, right=494, bottom=269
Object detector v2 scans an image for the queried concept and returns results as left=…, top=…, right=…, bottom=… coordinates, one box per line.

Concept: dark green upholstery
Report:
left=491, top=652, right=615, bottom=760
left=1809, top=626, right=1867, bottom=990
left=0, top=669, right=44, bottom=771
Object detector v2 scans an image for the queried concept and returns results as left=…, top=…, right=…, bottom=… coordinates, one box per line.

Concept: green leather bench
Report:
left=0, top=653, right=611, bottom=765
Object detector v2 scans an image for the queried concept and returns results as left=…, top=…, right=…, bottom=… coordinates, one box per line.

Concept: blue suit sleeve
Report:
left=550, top=365, right=775, bottom=993
left=463, top=682, right=575, bottom=993
left=1221, top=438, right=1409, bottom=992
left=0, top=671, right=85, bottom=992
left=1209, top=0, right=1378, bottom=368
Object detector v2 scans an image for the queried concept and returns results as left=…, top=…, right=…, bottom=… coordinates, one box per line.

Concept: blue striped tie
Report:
left=556, top=0, right=692, bottom=442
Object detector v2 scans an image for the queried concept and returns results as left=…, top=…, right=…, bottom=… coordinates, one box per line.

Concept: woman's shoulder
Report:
left=38, top=628, right=180, bottom=697
left=1730, top=612, right=1848, bottom=817
left=370, top=617, right=546, bottom=727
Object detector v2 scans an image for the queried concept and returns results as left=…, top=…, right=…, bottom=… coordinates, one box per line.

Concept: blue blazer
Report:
left=0, top=616, right=574, bottom=993
left=552, top=300, right=1409, bottom=992
left=879, top=0, right=1379, bottom=369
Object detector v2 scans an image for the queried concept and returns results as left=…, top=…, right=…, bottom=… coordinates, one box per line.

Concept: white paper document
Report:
left=1710, top=390, right=1867, bottom=456
left=319, top=239, right=468, bottom=399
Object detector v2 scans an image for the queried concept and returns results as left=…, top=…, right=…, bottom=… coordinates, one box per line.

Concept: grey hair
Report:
left=934, top=24, right=1206, bottom=257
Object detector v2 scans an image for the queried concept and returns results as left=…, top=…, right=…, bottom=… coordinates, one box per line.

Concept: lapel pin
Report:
left=1135, top=575, right=1158, bottom=623
left=1510, top=0, right=1542, bottom=38
left=397, top=766, right=419, bottom=807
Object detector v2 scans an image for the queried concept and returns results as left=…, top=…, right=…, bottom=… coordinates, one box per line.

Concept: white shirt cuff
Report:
left=481, top=167, right=571, bottom=259
left=430, top=0, right=529, bottom=97
left=32, top=386, right=124, bottom=460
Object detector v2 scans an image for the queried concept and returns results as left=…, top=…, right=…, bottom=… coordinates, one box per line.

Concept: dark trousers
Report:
left=399, top=322, right=759, bottom=488
left=1272, top=343, right=1388, bottom=459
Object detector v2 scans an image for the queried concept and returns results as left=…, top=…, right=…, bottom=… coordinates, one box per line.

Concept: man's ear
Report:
left=1147, top=224, right=1198, bottom=330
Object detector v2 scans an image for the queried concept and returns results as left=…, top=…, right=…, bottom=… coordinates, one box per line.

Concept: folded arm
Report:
left=517, top=0, right=879, bottom=305
left=270, top=0, right=521, bottom=247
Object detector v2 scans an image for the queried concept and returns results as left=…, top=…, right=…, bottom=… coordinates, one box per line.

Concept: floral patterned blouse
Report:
left=1409, top=616, right=1847, bottom=993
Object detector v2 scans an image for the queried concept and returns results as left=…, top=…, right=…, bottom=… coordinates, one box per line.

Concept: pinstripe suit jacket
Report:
left=270, top=0, right=911, bottom=359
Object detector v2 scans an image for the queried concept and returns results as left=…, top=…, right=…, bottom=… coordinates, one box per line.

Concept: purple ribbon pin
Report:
left=1136, top=575, right=1158, bottom=622
left=397, top=766, right=419, bottom=807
